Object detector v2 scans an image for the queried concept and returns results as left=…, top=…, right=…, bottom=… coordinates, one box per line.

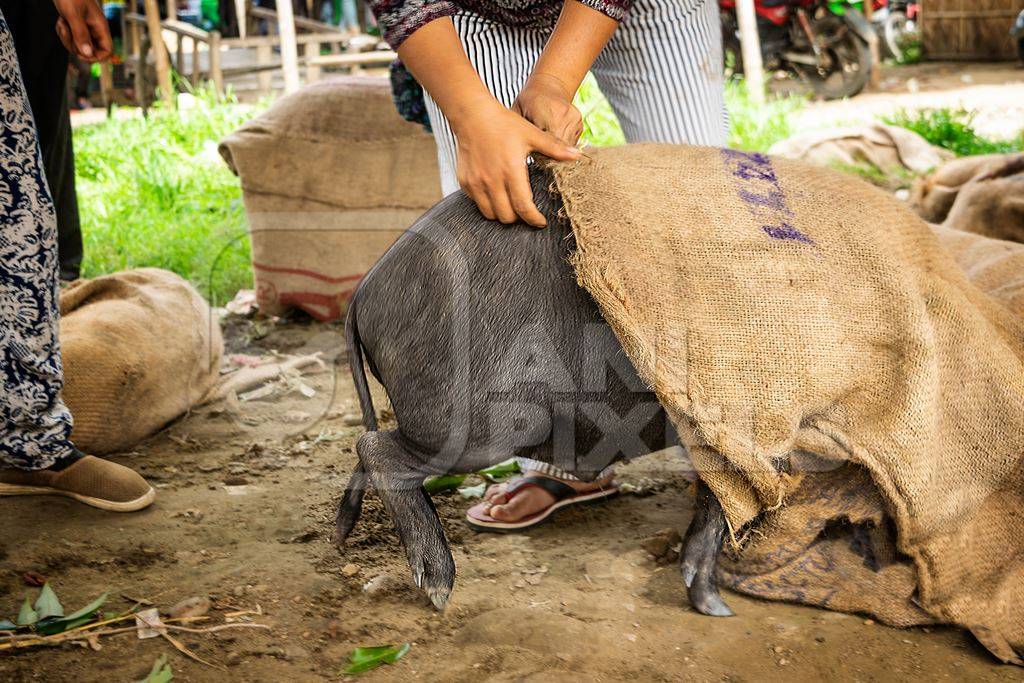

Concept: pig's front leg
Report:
left=355, top=430, right=456, bottom=609
left=680, top=479, right=733, bottom=617
left=331, top=461, right=367, bottom=548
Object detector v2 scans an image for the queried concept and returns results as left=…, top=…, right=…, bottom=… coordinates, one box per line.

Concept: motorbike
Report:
left=720, top=0, right=875, bottom=100
left=868, top=0, right=921, bottom=62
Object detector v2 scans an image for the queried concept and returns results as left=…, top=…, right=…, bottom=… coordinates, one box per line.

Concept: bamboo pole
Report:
left=143, top=0, right=175, bottom=106
left=735, top=0, right=765, bottom=106
left=275, top=0, right=301, bottom=93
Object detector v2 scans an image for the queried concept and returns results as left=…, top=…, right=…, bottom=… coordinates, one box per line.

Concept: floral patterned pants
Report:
left=0, top=9, right=75, bottom=470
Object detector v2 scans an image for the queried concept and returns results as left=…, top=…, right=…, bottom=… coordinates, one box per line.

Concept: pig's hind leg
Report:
left=331, top=461, right=367, bottom=548
left=680, top=480, right=734, bottom=617
left=354, top=430, right=456, bottom=609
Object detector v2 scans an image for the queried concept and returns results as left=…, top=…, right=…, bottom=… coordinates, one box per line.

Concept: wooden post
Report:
left=191, top=36, right=200, bottom=87
left=275, top=0, right=301, bottom=93
left=209, top=31, right=224, bottom=96
left=304, top=41, right=321, bottom=82
left=143, top=0, right=175, bottom=106
left=236, top=0, right=248, bottom=38
left=735, top=0, right=765, bottom=106
left=257, top=43, right=273, bottom=94
left=99, top=61, right=114, bottom=116
left=863, top=1, right=881, bottom=88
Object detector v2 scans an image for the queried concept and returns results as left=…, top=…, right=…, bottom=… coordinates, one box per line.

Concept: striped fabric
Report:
left=423, top=0, right=725, bottom=480
left=424, top=0, right=728, bottom=195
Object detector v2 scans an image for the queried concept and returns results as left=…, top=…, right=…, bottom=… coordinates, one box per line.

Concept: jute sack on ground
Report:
left=942, top=171, right=1024, bottom=244
left=551, top=144, right=1024, bottom=664
left=716, top=225, right=1024, bottom=648
left=910, top=152, right=1024, bottom=223
left=219, top=76, right=441, bottom=321
left=60, top=268, right=223, bottom=454
left=768, top=123, right=951, bottom=176
left=933, top=224, right=1024, bottom=317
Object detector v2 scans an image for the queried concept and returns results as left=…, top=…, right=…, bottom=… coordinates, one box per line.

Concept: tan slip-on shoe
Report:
left=0, top=456, right=155, bottom=512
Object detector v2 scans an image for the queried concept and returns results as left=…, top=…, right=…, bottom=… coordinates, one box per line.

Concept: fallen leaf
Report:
left=16, top=599, right=37, bottom=627
left=342, top=643, right=411, bottom=674
left=34, top=584, right=64, bottom=620
left=423, top=474, right=466, bottom=494
left=141, top=653, right=173, bottom=683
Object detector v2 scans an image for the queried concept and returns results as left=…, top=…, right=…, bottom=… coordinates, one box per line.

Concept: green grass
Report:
left=725, top=78, right=806, bottom=152
left=883, top=108, right=1024, bottom=157
left=73, top=78, right=1020, bottom=303
left=73, top=89, right=259, bottom=304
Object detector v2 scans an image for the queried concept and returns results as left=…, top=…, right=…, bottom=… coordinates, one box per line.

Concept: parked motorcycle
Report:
left=720, top=0, right=875, bottom=100
left=870, top=0, right=920, bottom=62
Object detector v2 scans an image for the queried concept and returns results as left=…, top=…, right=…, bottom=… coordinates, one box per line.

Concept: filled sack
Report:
left=219, top=76, right=441, bottom=320
left=942, top=172, right=1024, bottom=244
left=768, top=123, right=951, bottom=177
left=60, top=268, right=223, bottom=453
left=910, top=152, right=1024, bottom=223
left=551, top=144, right=1024, bottom=664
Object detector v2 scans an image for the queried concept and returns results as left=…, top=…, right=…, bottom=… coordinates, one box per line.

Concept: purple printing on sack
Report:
left=721, top=149, right=814, bottom=245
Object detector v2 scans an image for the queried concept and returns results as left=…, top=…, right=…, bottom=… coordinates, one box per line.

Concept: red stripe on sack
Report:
left=252, top=262, right=365, bottom=284
left=278, top=287, right=359, bottom=322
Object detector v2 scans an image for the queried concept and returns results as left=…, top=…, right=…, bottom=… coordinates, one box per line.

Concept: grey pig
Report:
left=332, top=165, right=731, bottom=616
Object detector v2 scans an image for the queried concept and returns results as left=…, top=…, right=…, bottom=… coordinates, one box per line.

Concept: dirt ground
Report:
left=790, top=61, right=1024, bottom=140
left=0, top=315, right=1021, bottom=682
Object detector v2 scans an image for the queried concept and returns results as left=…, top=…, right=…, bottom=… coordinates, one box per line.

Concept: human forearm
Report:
left=529, top=1, right=620, bottom=98
left=396, top=17, right=501, bottom=134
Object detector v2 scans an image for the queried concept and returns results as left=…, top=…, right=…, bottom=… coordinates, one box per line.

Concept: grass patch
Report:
left=726, top=78, right=806, bottom=152
left=883, top=108, right=1024, bottom=157
left=576, top=74, right=625, bottom=147
left=74, top=89, right=259, bottom=304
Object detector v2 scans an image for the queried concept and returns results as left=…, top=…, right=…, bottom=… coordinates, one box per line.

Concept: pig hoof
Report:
left=425, top=583, right=451, bottom=611
left=688, top=584, right=734, bottom=618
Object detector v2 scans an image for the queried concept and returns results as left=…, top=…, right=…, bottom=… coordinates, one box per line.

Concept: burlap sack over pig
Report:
left=60, top=268, right=223, bottom=454
left=219, top=76, right=441, bottom=321
left=551, top=145, right=1024, bottom=663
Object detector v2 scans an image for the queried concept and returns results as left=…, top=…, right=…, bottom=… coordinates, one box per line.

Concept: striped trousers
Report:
left=423, top=0, right=726, bottom=479
left=423, top=0, right=728, bottom=196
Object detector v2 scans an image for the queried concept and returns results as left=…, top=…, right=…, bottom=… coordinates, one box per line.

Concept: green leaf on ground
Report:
left=64, top=592, right=108, bottom=622
left=477, top=458, right=520, bottom=482
left=34, top=584, right=64, bottom=620
left=342, top=643, right=411, bottom=675
left=16, top=598, right=38, bottom=626
left=142, top=653, right=173, bottom=683
left=0, top=619, right=17, bottom=630
left=423, top=474, right=466, bottom=494
left=33, top=592, right=108, bottom=635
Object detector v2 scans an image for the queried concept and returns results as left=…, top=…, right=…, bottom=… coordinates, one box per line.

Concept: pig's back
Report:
left=353, top=167, right=608, bottom=460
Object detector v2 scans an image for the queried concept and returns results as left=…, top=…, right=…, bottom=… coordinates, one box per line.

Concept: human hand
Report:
left=452, top=98, right=581, bottom=227
left=53, top=0, right=113, bottom=62
left=513, top=73, right=583, bottom=146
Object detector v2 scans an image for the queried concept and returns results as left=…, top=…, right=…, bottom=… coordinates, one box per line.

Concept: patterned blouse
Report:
left=370, top=0, right=634, bottom=48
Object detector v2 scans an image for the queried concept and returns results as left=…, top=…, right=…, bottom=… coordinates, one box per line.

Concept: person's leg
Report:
left=0, top=9, right=153, bottom=511
left=1, top=0, right=84, bottom=280
left=0, top=8, right=76, bottom=470
left=591, top=0, right=728, bottom=147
